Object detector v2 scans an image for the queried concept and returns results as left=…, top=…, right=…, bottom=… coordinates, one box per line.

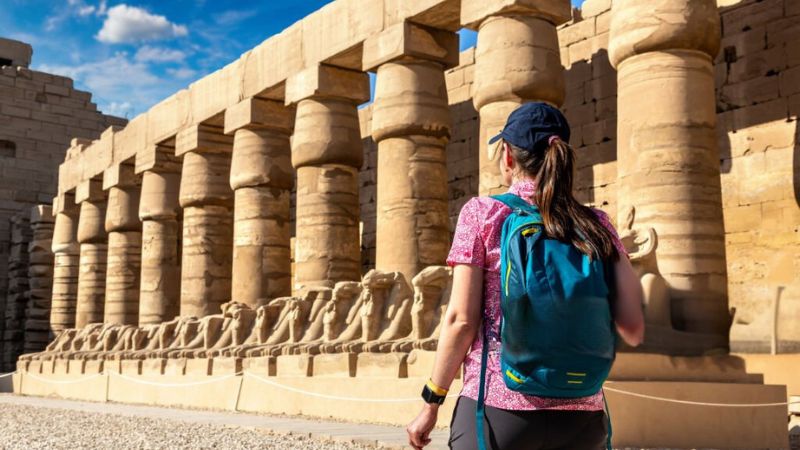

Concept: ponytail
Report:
left=509, top=138, right=619, bottom=262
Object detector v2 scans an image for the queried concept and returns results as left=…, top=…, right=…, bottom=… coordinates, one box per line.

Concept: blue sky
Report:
left=1, top=0, right=584, bottom=118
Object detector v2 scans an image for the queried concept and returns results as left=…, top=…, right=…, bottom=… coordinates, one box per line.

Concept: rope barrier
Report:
left=602, top=386, right=799, bottom=408
left=243, top=371, right=458, bottom=403
left=108, top=371, right=238, bottom=388
left=10, top=369, right=800, bottom=408
left=0, top=371, right=16, bottom=379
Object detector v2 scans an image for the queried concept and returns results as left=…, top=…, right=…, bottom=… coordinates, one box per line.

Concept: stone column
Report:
left=363, top=22, right=457, bottom=282
left=138, top=165, right=181, bottom=325
left=224, top=98, right=294, bottom=308
left=75, top=179, right=107, bottom=328
left=50, top=194, right=80, bottom=333
left=25, top=205, right=55, bottom=353
left=609, top=0, right=729, bottom=340
left=103, top=164, right=141, bottom=325
left=461, top=0, right=571, bottom=195
left=285, top=65, right=370, bottom=289
left=176, top=124, right=234, bottom=317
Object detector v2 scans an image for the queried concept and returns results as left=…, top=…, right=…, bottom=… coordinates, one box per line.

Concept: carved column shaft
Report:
left=104, top=168, right=141, bottom=326
left=226, top=99, right=294, bottom=308
left=75, top=181, right=107, bottom=328
left=365, top=22, right=457, bottom=282
left=462, top=0, right=571, bottom=195
left=50, top=195, right=80, bottom=332
left=139, top=169, right=181, bottom=325
left=610, top=0, right=729, bottom=339
left=287, top=65, right=369, bottom=289
left=177, top=124, right=234, bottom=317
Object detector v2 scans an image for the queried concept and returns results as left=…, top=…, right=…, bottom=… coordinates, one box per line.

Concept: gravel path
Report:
left=0, top=402, right=387, bottom=450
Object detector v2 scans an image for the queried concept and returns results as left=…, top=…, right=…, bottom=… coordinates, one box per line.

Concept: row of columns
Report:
left=46, top=0, right=729, bottom=350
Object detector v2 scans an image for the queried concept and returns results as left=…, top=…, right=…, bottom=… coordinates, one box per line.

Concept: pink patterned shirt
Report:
left=446, top=179, right=627, bottom=411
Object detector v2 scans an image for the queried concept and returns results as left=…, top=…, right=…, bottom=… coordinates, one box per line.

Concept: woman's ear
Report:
left=503, top=142, right=514, bottom=171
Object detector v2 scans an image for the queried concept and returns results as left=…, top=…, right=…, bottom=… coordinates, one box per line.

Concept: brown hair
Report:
left=508, top=138, right=619, bottom=262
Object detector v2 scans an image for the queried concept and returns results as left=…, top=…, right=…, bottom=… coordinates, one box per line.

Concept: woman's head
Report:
left=490, top=102, right=619, bottom=262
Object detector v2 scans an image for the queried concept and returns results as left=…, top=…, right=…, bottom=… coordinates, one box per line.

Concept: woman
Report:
left=406, top=102, right=645, bottom=450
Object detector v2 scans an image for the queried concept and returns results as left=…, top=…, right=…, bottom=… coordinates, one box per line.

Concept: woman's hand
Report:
left=406, top=403, right=439, bottom=449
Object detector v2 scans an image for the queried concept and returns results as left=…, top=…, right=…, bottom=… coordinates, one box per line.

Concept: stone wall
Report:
left=0, top=38, right=126, bottom=369
left=355, top=0, right=798, bottom=350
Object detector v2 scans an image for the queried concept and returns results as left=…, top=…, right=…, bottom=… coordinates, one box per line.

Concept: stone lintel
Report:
left=74, top=178, right=105, bottom=204
left=175, top=123, right=233, bottom=157
left=285, top=64, right=370, bottom=106
left=460, top=0, right=572, bottom=30
left=223, top=97, right=295, bottom=135
left=102, top=162, right=138, bottom=191
left=362, top=21, right=459, bottom=72
left=135, top=143, right=181, bottom=175
left=53, top=192, right=78, bottom=215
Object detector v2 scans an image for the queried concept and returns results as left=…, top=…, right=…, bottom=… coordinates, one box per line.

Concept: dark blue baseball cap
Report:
left=488, top=102, right=570, bottom=154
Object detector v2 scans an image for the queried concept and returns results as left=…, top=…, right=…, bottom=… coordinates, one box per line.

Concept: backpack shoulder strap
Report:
left=490, top=193, right=542, bottom=222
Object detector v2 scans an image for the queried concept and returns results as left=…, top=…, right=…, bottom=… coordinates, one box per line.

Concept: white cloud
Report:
left=45, top=0, right=106, bottom=30
left=214, top=9, right=258, bottom=26
left=135, top=46, right=186, bottom=63
left=38, top=52, right=186, bottom=117
left=166, top=67, right=197, bottom=80
left=77, top=5, right=96, bottom=16
left=96, top=5, right=188, bottom=44
left=103, top=101, right=134, bottom=117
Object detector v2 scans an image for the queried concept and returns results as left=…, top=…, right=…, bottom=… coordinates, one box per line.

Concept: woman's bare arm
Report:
left=612, top=256, right=645, bottom=346
left=429, top=264, right=484, bottom=393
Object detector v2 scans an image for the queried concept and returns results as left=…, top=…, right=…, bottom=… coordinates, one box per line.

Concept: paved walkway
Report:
left=0, top=393, right=449, bottom=449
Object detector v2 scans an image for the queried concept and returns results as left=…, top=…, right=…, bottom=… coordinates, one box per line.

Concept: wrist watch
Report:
left=421, top=379, right=448, bottom=405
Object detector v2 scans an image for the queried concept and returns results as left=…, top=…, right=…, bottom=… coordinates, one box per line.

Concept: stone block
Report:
left=243, top=355, right=276, bottom=376
left=461, top=0, right=571, bottom=30
left=728, top=47, right=785, bottom=84
left=223, top=97, right=294, bottom=135
left=164, top=358, right=187, bottom=376
left=241, top=23, right=303, bottom=100
left=74, top=178, right=103, bottom=204
left=211, top=357, right=242, bottom=375
left=276, top=354, right=313, bottom=377
left=142, top=358, right=166, bottom=375
left=44, top=83, right=70, bottom=97
left=356, top=352, right=409, bottom=378
left=385, top=0, right=461, bottom=31
left=720, top=76, right=780, bottom=109
left=581, top=0, right=611, bottom=18
left=188, top=60, right=241, bottom=125
left=27, top=360, right=42, bottom=374
left=558, top=17, right=596, bottom=47
left=185, top=358, right=212, bottom=376
left=147, top=90, right=190, bottom=145
left=174, top=123, right=232, bottom=157
left=84, top=360, right=103, bottom=374
left=0, top=37, right=33, bottom=67
left=102, top=162, right=136, bottom=191
left=121, top=360, right=141, bottom=375
left=67, top=359, right=85, bottom=375
left=284, top=65, right=370, bottom=106
left=362, top=21, right=459, bottom=71
left=779, top=65, right=800, bottom=97
left=311, top=353, right=357, bottom=377
left=722, top=0, right=783, bottom=34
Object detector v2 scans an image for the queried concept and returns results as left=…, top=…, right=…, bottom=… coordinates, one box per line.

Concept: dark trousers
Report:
left=448, top=396, right=608, bottom=450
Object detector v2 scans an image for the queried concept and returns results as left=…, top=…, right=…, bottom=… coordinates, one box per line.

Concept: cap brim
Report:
left=488, top=133, right=503, bottom=145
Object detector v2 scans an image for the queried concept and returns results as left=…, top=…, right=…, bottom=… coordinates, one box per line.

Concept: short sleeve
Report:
left=593, top=209, right=628, bottom=257
left=446, top=197, right=486, bottom=267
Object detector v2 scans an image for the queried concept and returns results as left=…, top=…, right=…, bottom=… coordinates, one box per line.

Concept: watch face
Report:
left=421, top=385, right=445, bottom=404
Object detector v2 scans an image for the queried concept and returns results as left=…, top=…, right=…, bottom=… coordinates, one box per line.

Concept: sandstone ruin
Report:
left=2, top=0, right=799, bottom=448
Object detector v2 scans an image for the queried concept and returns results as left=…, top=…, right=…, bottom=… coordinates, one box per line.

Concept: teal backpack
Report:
left=476, top=193, right=616, bottom=450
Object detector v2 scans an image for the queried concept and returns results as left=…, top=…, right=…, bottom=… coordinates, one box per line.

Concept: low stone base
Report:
left=165, top=358, right=186, bottom=376
left=212, top=357, right=242, bottom=375
left=276, top=354, right=313, bottom=377
left=68, top=359, right=85, bottom=374
left=186, top=358, right=212, bottom=376
left=142, top=358, right=166, bottom=375
left=243, top=356, right=275, bottom=376
left=121, top=360, right=141, bottom=375
left=11, top=367, right=789, bottom=449
left=356, top=352, right=408, bottom=378
left=85, top=360, right=104, bottom=374
left=311, top=353, right=356, bottom=377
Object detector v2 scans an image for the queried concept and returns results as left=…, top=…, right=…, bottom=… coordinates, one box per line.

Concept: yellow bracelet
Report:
left=426, top=379, right=449, bottom=396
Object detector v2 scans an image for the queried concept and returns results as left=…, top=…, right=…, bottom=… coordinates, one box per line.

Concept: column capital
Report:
left=461, top=0, right=571, bottom=30
left=609, top=0, right=720, bottom=68
left=362, top=21, right=459, bottom=72
left=75, top=178, right=104, bottom=204
left=175, top=123, right=233, bottom=157
left=285, top=64, right=370, bottom=106
left=223, top=98, right=295, bottom=135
